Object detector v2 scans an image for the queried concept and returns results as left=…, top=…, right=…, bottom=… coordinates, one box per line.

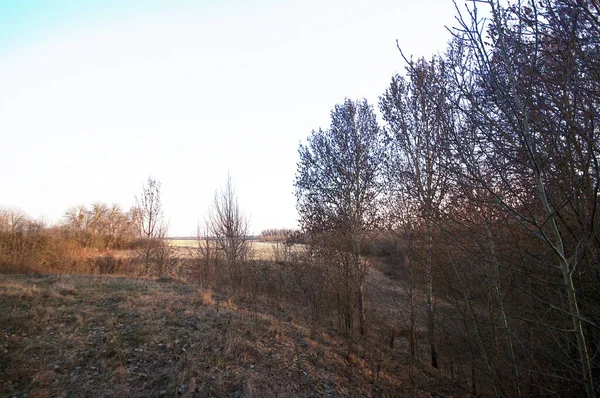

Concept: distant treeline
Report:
left=258, top=228, right=300, bottom=243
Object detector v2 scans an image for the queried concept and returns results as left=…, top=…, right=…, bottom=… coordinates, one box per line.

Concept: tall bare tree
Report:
left=136, top=176, right=170, bottom=275
left=380, top=56, right=452, bottom=368
left=295, top=98, right=385, bottom=336
left=208, top=175, right=251, bottom=290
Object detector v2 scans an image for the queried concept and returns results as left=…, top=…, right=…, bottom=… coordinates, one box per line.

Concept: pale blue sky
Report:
left=0, top=0, right=456, bottom=236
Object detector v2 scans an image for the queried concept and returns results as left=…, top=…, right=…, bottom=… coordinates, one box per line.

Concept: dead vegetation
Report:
left=1, top=273, right=464, bottom=397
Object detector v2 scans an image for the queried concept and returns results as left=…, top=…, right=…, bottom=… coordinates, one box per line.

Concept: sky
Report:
left=0, top=0, right=458, bottom=236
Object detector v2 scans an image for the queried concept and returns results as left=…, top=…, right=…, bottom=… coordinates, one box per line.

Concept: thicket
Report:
left=0, top=206, right=139, bottom=274
left=292, top=0, right=600, bottom=395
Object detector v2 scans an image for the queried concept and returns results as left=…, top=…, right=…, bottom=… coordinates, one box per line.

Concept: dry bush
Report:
left=270, top=240, right=292, bottom=265
left=0, top=208, right=142, bottom=276
left=87, top=254, right=122, bottom=274
left=196, top=289, right=216, bottom=306
left=0, top=224, right=88, bottom=274
left=188, top=238, right=371, bottom=343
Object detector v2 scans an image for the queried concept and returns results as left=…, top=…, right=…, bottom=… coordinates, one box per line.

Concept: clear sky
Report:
left=0, top=0, right=457, bottom=236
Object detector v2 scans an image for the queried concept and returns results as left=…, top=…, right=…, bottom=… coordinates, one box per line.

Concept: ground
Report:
left=0, top=272, right=465, bottom=397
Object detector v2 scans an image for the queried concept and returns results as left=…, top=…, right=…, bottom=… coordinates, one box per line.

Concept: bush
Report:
left=87, top=254, right=122, bottom=274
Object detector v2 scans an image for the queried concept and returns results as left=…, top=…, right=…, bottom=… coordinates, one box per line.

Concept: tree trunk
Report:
left=357, top=282, right=365, bottom=336
left=352, top=247, right=366, bottom=337
left=426, top=218, right=438, bottom=368
left=410, top=290, right=418, bottom=360
left=485, top=222, right=521, bottom=397
left=533, top=168, right=595, bottom=397
left=561, top=257, right=595, bottom=398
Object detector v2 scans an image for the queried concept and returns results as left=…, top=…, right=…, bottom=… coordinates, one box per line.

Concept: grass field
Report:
left=0, top=273, right=456, bottom=397
left=168, top=239, right=304, bottom=262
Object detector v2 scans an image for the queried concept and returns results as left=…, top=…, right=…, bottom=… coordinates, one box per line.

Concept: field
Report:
left=0, top=273, right=461, bottom=397
left=168, top=239, right=304, bottom=262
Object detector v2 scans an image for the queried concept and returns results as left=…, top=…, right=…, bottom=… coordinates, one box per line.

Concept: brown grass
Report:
left=168, top=240, right=306, bottom=262
left=0, top=273, right=466, bottom=397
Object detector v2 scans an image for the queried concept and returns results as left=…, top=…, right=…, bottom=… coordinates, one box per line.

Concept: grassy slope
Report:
left=1, top=274, right=460, bottom=397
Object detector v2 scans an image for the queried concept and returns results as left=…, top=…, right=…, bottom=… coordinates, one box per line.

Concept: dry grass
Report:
left=0, top=273, right=463, bottom=397
left=249, top=241, right=298, bottom=262
left=167, top=239, right=199, bottom=249
left=168, top=240, right=305, bottom=262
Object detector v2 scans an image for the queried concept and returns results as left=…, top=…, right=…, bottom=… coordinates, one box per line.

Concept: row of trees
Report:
left=295, top=0, right=600, bottom=395
left=63, top=203, right=138, bottom=250
left=258, top=228, right=296, bottom=242
left=0, top=177, right=168, bottom=274
left=0, top=173, right=254, bottom=281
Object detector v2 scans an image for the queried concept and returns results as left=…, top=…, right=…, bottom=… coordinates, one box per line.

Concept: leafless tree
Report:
left=380, top=56, right=452, bottom=368
left=207, top=175, right=251, bottom=291
left=135, top=176, right=171, bottom=276
left=447, top=0, right=600, bottom=395
left=295, top=98, right=386, bottom=337
left=63, top=203, right=137, bottom=251
left=196, top=221, right=219, bottom=288
left=154, top=221, right=174, bottom=278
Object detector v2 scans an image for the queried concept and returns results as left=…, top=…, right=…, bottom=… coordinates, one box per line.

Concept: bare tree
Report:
left=154, top=221, right=173, bottom=278
left=448, top=0, right=600, bottom=395
left=295, top=98, right=386, bottom=337
left=207, top=175, right=251, bottom=291
left=63, top=203, right=137, bottom=251
left=136, top=176, right=170, bottom=276
left=196, top=221, right=220, bottom=289
left=64, top=205, right=91, bottom=248
left=380, top=56, right=452, bottom=368
left=0, top=208, right=28, bottom=268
